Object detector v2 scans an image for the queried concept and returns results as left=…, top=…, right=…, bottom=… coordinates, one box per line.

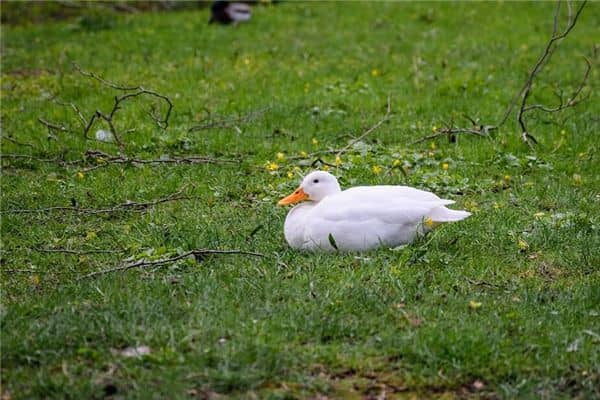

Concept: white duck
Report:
left=278, top=171, right=471, bottom=251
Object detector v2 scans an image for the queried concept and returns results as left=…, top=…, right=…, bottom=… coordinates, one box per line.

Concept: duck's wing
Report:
left=314, top=188, right=450, bottom=225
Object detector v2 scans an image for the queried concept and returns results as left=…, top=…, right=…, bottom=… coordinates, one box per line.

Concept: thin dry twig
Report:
left=0, top=149, right=238, bottom=171
left=1, top=153, right=61, bottom=163
left=285, top=97, right=392, bottom=163
left=38, top=117, right=73, bottom=133
left=34, top=248, right=124, bottom=255
left=1, top=188, right=188, bottom=215
left=1, top=136, right=35, bottom=148
left=516, top=0, right=588, bottom=145
left=188, top=107, right=270, bottom=132
left=41, top=64, right=175, bottom=149
left=414, top=0, right=590, bottom=146
left=411, top=115, right=496, bottom=144
left=79, top=149, right=239, bottom=172
left=79, top=249, right=265, bottom=279
left=336, top=95, right=392, bottom=157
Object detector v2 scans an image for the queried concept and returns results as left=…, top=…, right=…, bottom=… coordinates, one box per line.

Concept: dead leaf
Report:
left=472, top=380, right=486, bottom=390
left=112, top=345, right=151, bottom=358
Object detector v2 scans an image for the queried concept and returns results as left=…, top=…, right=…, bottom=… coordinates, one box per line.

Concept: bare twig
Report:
left=1, top=188, right=188, bottom=215
left=38, top=117, right=72, bottom=133
left=414, top=0, right=590, bottom=146
left=0, top=149, right=237, bottom=171
left=188, top=107, right=270, bottom=132
left=516, top=0, right=588, bottom=145
left=284, top=97, right=392, bottom=164
left=336, top=95, right=392, bottom=157
left=1, top=153, right=63, bottom=163
left=1, top=136, right=35, bottom=148
left=34, top=248, right=124, bottom=255
left=466, top=278, right=502, bottom=288
left=79, top=249, right=265, bottom=279
left=79, top=149, right=239, bottom=172
left=53, top=64, right=175, bottom=149
left=412, top=116, right=495, bottom=145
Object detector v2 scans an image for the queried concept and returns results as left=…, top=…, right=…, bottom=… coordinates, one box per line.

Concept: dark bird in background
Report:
left=209, top=1, right=252, bottom=24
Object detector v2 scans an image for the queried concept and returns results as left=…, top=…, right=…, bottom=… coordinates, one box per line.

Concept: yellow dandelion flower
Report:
left=311, top=138, right=319, bottom=145
left=323, top=165, right=330, bottom=171
left=465, top=200, right=479, bottom=212
left=287, top=170, right=294, bottom=178
left=503, top=175, right=511, bottom=181
left=276, top=152, right=285, bottom=160
left=430, top=142, right=437, bottom=150
left=335, top=156, right=342, bottom=166
left=265, top=161, right=279, bottom=171
left=517, top=239, right=529, bottom=251
left=469, top=300, right=482, bottom=310
left=432, top=125, right=438, bottom=132
left=393, top=159, right=401, bottom=167
left=372, top=165, right=382, bottom=175
left=423, top=216, right=434, bottom=228
left=371, top=68, right=380, bottom=77
left=442, top=163, right=449, bottom=171
left=85, top=231, right=97, bottom=241
left=77, top=171, right=85, bottom=179
left=243, top=58, right=251, bottom=66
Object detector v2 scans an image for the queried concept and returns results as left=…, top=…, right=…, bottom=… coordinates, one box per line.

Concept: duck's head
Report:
left=278, top=171, right=342, bottom=205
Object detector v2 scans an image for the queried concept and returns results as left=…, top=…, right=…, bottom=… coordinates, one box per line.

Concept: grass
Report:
left=1, top=2, right=599, bottom=398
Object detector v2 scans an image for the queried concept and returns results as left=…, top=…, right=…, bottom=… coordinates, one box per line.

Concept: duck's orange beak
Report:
left=278, top=187, right=309, bottom=205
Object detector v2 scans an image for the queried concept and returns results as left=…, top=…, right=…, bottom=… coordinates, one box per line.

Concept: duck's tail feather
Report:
left=429, top=206, right=471, bottom=222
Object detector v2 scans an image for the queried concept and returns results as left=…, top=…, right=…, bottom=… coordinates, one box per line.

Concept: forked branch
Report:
left=415, top=0, right=590, bottom=146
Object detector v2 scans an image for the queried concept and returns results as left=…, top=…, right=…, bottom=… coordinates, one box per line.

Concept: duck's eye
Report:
left=313, top=179, right=319, bottom=183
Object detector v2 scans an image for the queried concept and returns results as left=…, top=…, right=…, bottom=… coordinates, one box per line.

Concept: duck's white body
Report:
left=279, top=171, right=471, bottom=252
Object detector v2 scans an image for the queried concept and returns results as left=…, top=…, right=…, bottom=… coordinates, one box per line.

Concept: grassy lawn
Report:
left=1, top=2, right=599, bottom=398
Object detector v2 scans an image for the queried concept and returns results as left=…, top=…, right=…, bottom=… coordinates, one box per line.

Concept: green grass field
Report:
left=1, top=2, right=599, bottom=398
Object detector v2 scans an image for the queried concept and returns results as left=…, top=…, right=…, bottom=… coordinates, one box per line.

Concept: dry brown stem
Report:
left=79, top=149, right=239, bottom=172
left=80, top=249, right=265, bottom=279
left=336, top=95, right=392, bottom=157
left=286, top=96, right=392, bottom=164
left=188, top=107, right=269, bottom=132
left=41, top=64, right=175, bottom=150
left=414, top=0, right=590, bottom=146
left=35, top=248, right=124, bottom=255
left=1, top=188, right=188, bottom=215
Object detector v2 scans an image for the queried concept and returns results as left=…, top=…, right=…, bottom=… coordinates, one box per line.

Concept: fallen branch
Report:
left=414, top=0, right=590, bottom=146
left=285, top=97, right=392, bottom=163
left=80, top=149, right=239, bottom=172
left=38, top=117, right=72, bottom=134
left=188, top=107, right=269, bottom=132
left=336, top=95, right=392, bottom=157
left=79, top=249, right=265, bottom=279
left=0, top=153, right=62, bottom=163
left=1, top=188, right=188, bottom=215
left=411, top=115, right=495, bottom=144
left=1, top=136, right=35, bottom=148
left=35, top=248, right=124, bottom=255
left=38, top=64, right=174, bottom=150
